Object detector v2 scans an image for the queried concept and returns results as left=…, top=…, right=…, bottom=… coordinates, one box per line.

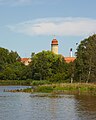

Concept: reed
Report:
left=3, top=81, right=96, bottom=95
left=33, top=83, right=96, bottom=95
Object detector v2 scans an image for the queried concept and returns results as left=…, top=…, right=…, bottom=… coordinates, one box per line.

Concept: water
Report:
left=0, top=86, right=96, bottom=120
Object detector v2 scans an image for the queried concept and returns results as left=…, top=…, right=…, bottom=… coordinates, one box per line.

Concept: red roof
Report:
left=20, top=58, right=30, bottom=62
left=64, top=57, right=75, bottom=63
left=20, top=58, right=31, bottom=65
left=51, top=39, right=58, bottom=45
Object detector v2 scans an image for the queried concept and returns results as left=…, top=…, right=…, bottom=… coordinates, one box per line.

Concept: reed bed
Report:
left=34, top=83, right=96, bottom=95
left=4, top=82, right=96, bottom=95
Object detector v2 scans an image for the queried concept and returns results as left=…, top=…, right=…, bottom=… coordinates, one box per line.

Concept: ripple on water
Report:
left=0, top=86, right=96, bottom=120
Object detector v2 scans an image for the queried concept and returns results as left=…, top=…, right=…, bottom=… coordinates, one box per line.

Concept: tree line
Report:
left=0, top=34, right=96, bottom=83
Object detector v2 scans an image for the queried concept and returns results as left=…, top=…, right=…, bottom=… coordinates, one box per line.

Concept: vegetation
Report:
left=6, top=83, right=96, bottom=96
left=34, top=83, right=96, bottom=95
left=29, top=50, right=68, bottom=81
left=74, top=34, right=96, bottom=83
left=0, top=47, right=27, bottom=80
left=0, top=79, right=32, bottom=86
left=0, top=34, right=96, bottom=84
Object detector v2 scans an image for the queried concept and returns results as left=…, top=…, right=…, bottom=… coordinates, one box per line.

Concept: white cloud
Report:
left=7, top=17, right=96, bottom=36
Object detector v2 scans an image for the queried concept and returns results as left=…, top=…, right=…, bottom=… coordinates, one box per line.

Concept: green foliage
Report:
left=5, top=83, right=96, bottom=95
left=34, top=85, right=54, bottom=93
left=31, top=80, right=51, bottom=86
left=0, top=48, right=20, bottom=65
left=1, top=34, right=96, bottom=84
left=29, top=50, right=67, bottom=81
left=0, top=48, right=70, bottom=82
left=0, top=79, right=32, bottom=85
left=0, top=47, right=74, bottom=82
left=25, top=83, right=96, bottom=94
left=75, top=34, right=96, bottom=82
left=0, top=47, right=26, bottom=80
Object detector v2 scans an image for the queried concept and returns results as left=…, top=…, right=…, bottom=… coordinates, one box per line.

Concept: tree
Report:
left=8, top=51, right=20, bottom=63
left=29, top=50, right=67, bottom=81
left=0, top=48, right=20, bottom=65
left=67, top=62, right=75, bottom=83
left=0, top=47, right=9, bottom=65
left=74, top=34, right=96, bottom=83
left=0, top=47, right=25, bottom=80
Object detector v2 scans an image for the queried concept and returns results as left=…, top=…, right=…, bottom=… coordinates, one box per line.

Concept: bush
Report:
left=31, top=80, right=51, bottom=86
left=34, top=86, right=54, bottom=93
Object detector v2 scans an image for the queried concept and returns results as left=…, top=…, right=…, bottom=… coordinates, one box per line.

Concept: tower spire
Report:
left=53, top=35, right=56, bottom=39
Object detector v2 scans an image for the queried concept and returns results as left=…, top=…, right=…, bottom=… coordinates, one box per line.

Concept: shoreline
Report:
left=3, top=83, right=96, bottom=96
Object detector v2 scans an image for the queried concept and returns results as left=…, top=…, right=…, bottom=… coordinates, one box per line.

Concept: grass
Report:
left=0, top=79, right=51, bottom=86
left=31, top=80, right=51, bottom=86
left=33, top=83, right=96, bottom=95
left=34, top=86, right=54, bottom=93
left=1, top=80, right=96, bottom=95
left=5, top=88, right=33, bottom=93
left=0, top=79, right=32, bottom=86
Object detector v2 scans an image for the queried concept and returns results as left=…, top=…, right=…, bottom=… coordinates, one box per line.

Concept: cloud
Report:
left=7, top=17, right=96, bottom=36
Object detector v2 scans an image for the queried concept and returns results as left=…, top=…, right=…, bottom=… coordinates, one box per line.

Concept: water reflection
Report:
left=0, top=86, right=96, bottom=120
left=75, top=95, right=96, bottom=120
left=30, top=94, right=79, bottom=120
left=49, top=98, right=57, bottom=120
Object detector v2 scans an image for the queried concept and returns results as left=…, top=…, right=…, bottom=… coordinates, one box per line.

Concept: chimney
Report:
left=70, top=48, right=72, bottom=57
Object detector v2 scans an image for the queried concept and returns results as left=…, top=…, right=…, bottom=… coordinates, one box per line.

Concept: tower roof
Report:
left=51, top=38, right=58, bottom=45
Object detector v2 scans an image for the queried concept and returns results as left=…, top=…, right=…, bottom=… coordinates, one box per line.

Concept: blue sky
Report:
left=0, top=0, right=96, bottom=57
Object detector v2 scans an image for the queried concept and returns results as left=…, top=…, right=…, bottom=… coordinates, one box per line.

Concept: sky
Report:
left=0, top=0, right=96, bottom=57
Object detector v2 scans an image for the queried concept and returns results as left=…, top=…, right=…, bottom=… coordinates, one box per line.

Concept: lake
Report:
left=0, top=86, right=96, bottom=120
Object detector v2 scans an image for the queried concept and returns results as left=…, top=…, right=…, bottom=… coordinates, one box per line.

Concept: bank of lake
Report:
left=2, top=80, right=96, bottom=96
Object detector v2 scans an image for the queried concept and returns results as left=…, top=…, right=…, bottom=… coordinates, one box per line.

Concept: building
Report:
left=64, top=48, right=76, bottom=63
left=51, top=38, right=58, bottom=54
left=51, top=38, right=76, bottom=63
left=64, top=57, right=75, bottom=63
left=20, top=38, right=75, bottom=65
left=20, top=58, right=31, bottom=66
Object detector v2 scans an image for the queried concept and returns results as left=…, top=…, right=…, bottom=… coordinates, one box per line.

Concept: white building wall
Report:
left=51, top=44, right=58, bottom=54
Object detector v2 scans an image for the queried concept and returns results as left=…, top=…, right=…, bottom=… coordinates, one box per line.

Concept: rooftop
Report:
left=51, top=39, right=58, bottom=45
left=64, top=57, right=76, bottom=63
left=20, top=58, right=31, bottom=65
